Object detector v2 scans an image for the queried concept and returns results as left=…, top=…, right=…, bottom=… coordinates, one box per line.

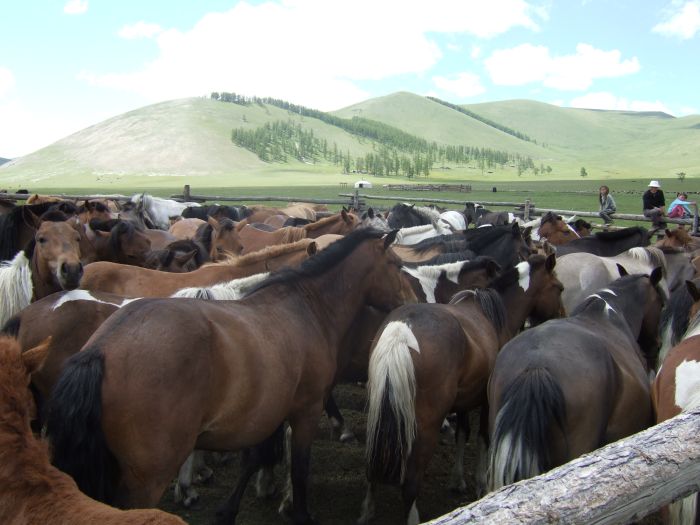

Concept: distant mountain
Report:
left=0, top=92, right=698, bottom=188
left=0, top=158, right=9, bottom=166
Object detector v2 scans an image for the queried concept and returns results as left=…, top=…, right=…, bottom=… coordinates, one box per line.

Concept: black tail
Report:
left=488, top=367, right=566, bottom=490
left=46, top=347, right=118, bottom=503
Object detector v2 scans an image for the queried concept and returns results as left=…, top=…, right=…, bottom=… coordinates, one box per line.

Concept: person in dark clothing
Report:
left=642, top=180, right=666, bottom=233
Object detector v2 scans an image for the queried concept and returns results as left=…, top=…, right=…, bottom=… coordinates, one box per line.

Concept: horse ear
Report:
left=649, top=266, right=663, bottom=286
left=485, top=259, right=501, bottom=278
left=207, top=215, right=220, bottom=230
left=545, top=253, right=556, bottom=271
left=616, top=263, right=629, bottom=277
left=367, top=207, right=375, bottom=219
left=664, top=229, right=672, bottom=236
left=522, top=226, right=532, bottom=238
left=342, top=206, right=349, bottom=213
left=174, top=250, right=197, bottom=266
left=384, top=229, right=399, bottom=248
left=306, top=241, right=317, bottom=256
left=511, top=221, right=520, bottom=234
left=22, top=337, right=51, bottom=375
left=341, top=209, right=352, bottom=224
left=687, top=280, right=700, bottom=302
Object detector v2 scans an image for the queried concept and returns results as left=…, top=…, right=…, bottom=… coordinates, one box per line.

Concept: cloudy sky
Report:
left=1, top=0, right=698, bottom=157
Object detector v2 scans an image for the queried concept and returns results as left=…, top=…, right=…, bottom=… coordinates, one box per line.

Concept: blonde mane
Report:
left=203, top=238, right=315, bottom=268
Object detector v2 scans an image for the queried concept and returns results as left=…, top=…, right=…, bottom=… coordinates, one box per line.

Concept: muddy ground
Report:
left=158, top=383, right=661, bottom=525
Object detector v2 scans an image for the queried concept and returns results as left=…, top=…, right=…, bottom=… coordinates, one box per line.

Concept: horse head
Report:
left=32, top=216, right=83, bottom=291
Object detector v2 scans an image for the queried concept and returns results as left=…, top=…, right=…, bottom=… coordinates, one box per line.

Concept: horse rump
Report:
left=46, top=347, right=119, bottom=503
left=488, top=367, right=566, bottom=491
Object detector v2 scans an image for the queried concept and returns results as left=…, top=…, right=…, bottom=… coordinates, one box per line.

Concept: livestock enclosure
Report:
left=4, top=181, right=700, bottom=524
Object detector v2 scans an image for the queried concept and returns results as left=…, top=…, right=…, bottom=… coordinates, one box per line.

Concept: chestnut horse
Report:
left=488, top=267, right=665, bottom=492
left=81, top=219, right=152, bottom=266
left=47, top=228, right=416, bottom=524
left=0, top=335, right=185, bottom=525
left=0, top=211, right=83, bottom=327
left=361, top=254, right=564, bottom=524
left=78, top=238, right=317, bottom=297
left=536, top=211, right=580, bottom=245
left=652, top=282, right=700, bottom=524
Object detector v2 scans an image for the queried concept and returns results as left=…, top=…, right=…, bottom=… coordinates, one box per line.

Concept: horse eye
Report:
left=37, top=237, right=46, bottom=244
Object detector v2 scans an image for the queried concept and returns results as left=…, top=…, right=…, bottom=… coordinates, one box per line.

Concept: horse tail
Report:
left=488, top=367, right=566, bottom=491
left=46, top=346, right=118, bottom=503
left=365, top=320, right=419, bottom=484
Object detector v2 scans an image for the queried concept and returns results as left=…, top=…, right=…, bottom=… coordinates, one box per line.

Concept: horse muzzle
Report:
left=59, top=261, right=84, bottom=290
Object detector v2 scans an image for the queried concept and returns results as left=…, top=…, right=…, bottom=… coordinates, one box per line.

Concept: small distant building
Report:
left=354, top=180, right=372, bottom=189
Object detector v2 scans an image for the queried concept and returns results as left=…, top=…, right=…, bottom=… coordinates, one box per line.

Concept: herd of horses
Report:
left=1, top=193, right=700, bottom=525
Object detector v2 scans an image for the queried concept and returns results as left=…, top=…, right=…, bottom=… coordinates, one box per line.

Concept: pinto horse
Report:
left=0, top=211, right=83, bottom=327
left=47, top=228, right=416, bottom=524
left=0, top=336, right=185, bottom=525
left=78, top=238, right=317, bottom=297
left=361, top=254, right=564, bottom=524
left=487, top=267, right=665, bottom=492
left=652, top=284, right=700, bottom=524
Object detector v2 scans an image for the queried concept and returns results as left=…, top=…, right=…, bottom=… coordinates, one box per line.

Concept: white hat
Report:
left=648, top=180, right=661, bottom=188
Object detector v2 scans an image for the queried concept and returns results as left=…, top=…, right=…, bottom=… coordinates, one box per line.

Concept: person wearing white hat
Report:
left=642, top=180, right=666, bottom=233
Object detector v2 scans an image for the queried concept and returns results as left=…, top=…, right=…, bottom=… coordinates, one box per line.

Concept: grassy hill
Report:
left=0, top=92, right=698, bottom=189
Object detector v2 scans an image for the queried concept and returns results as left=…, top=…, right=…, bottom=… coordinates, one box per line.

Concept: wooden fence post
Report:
left=524, top=199, right=531, bottom=221
left=183, top=185, right=191, bottom=201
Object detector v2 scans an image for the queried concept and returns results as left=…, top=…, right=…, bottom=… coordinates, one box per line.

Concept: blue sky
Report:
left=1, top=0, right=699, bottom=157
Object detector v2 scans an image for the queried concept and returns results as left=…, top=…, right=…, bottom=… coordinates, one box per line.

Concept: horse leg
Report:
left=474, top=405, right=490, bottom=498
left=325, top=392, right=356, bottom=443
left=448, top=411, right=469, bottom=493
left=173, top=451, right=200, bottom=508
left=357, top=481, right=377, bottom=525
left=192, top=449, right=213, bottom=484
left=286, top=412, right=321, bottom=525
left=216, top=425, right=285, bottom=524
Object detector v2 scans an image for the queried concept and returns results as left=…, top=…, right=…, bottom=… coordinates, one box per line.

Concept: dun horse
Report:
left=487, top=267, right=665, bottom=491
left=0, top=335, right=185, bottom=525
left=47, top=228, right=416, bottom=525
left=361, top=254, right=564, bottom=524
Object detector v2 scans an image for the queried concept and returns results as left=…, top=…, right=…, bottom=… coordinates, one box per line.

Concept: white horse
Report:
left=394, top=222, right=454, bottom=246
left=130, top=193, right=201, bottom=230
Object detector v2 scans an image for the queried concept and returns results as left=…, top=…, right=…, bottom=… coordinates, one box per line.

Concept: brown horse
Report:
left=536, top=211, right=580, bottom=245
left=168, top=217, right=206, bottom=239
left=81, top=219, right=152, bottom=266
left=79, top=238, right=317, bottom=297
left=144, top=239, right=210, bottom=272
left=652, top=280, right=700, bottom=524
left=47, top=228, right=416, bottom=524
left=487, top=267, right=664, bottom=493
left=77, top=199, right=115, bottom=224
left=361, top=254, right=564, bottom=524
left=0, top=336, right=185, bottom=525
left=0, top=212, right=83, bottom=327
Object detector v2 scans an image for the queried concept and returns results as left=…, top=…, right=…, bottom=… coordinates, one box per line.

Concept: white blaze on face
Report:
left=516, top=261, right=530, bottom=292
left=675, top=359, right=700, bottom=411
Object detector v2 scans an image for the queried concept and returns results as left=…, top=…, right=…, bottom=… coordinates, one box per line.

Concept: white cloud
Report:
left=118, top=21, right=164, bottom=40
left=433, top=72, right=485, bottom=97
left=484, top=43, right=639, bottom=91
left=653, top=1, right=700, bottom=39
left=76, top=0, right=545, bottom=110
left=63, top=0, right=88, bottom=15
left=470, top=45, right=482, bottom=59
left=569, top=92, right=673, bottom=114
left=0, top=67, right=15, bottom=98
left=678, top=105, right=699, bottom=116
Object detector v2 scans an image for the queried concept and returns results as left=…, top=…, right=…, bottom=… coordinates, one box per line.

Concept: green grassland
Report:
left=1, top=92, right=698, bottom=189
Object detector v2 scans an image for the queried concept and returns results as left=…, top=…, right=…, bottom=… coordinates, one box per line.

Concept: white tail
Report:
left=366, top=321, right=419, bottom=482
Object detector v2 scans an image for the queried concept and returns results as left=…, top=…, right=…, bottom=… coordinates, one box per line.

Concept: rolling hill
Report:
left=0, top=92, right=698, bottom=188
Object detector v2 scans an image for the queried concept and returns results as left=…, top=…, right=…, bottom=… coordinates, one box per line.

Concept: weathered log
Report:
left=427, top=409, right=700, bottom=525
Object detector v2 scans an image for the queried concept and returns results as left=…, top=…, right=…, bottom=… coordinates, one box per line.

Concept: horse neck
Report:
left=495, top=285, right=531, bottom=344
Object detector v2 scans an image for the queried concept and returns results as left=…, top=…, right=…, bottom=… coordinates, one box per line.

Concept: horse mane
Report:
left=449, top=288, right=506, bottom=332
left=660, top=284, right=697, bottom=348
left=39, top=210, right=70, bottom=222
left=594, top=226, right=648, bottom=241
left=625, top=247, right=667, bottom=274
left=208, top=238, right=314, bottom=268
left=278, top=226, right=308, bottom=243
left=247, top=228, right=384, bottom=295
left=171, top=272, right=270, bottom=300
left=404, top=249, right=477, bottom=267
left=412, top=206, right=440, bottom=224
left=108, top=221, right=140, bottom=253
left=145, top=239, right=209, bottom=270
left=0, top=211, right=19, bottom=260
left=463, top=225, right=516, bottom=252
left=302, top=213, right=349, bottom=232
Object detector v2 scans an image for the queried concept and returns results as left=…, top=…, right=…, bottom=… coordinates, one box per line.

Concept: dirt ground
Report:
left=158, top=383, right=662, bottom=525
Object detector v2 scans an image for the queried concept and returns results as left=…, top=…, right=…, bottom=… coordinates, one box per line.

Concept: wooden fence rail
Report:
left=428, top=409, right=700, bottom=525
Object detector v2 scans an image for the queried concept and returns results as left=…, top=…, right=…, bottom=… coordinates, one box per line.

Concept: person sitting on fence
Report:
left=598, top=185, right=616, bottom=225
left=642, top=180, right=666, bottom=233
left=667, top=192, right=695, bottom=219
